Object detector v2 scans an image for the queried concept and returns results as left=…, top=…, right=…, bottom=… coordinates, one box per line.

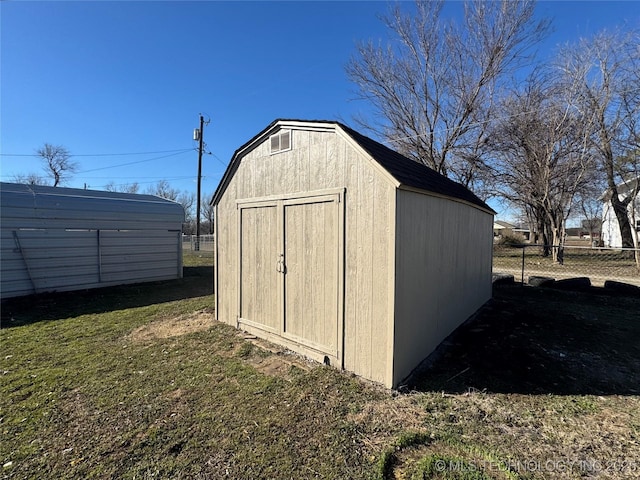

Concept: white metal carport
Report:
left=1, top=182, right=185, bottom=299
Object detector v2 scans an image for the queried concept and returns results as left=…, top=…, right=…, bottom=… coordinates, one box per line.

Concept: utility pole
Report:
left=195, top=114, right=204, bottom=251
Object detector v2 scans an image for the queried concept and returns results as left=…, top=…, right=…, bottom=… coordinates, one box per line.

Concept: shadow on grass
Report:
left=1, top=266, right=213, bottom=329
left=410, top=284, right=640, bottom=396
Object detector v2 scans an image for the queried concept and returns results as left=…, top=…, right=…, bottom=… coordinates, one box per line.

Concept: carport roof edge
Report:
left=1, top=182, right=186, bottom=222
left=1, top=182, right=182, bottom=204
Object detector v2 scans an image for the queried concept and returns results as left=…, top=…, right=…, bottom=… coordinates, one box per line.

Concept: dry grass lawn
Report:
left=2, top=252, right=639, bottom=479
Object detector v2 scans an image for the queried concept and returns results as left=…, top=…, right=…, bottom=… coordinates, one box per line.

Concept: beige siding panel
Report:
left=322, top=198, right=338, bottom=353
left=265, top=147, right=276, bottom=197
left=283, top=198, right=339, bottom=355
left=342, top=150, right=360, bottom=374
left=393, top=193, right=440, bottom=384
left=356, top=158, right=374, bottom=380
left=325, top=134, right=339, bottom=187
left=239, top=204, right=279, bottom=332
left=433, top=200, right=492, bottom=339
left=337, top=138, right=394, bottom=386
left=284, top=202, right=303, bottom=334
left=284, top=145, right=298, bottom=194
left=393, top=190, right=493, bottom=386
left=309, top=132, right=326, bottom=191
left=297, top=130, right=311, bottom=192
left=242, top=151, right=251, bottom=198
left=371, top=180, right=394, bottom=386
left=217, top=180, right=238, bottom=325
left=253, top=154, right=267, bottom=198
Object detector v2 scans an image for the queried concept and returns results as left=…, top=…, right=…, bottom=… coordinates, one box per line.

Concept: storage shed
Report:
left=1, top=182, right=185, bottom=299
left=212, top=120, right=494, bottom=388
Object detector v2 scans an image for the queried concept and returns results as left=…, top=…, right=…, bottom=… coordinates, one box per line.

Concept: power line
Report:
left=74, top=148, right=193, bottom=157
left=72, top=175, right=195, bottom=180
left=209, top=152, right=228, bottom=167
left=77, top=150, right=192, bottom=174
left=0, top=175, right=219, bottom=183
left=0, top=148, right=193, bottom=157
left=92, top=176, right=197, bottom=189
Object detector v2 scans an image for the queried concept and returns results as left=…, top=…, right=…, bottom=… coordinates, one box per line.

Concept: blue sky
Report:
left=1, top=1, right=639, bottom=218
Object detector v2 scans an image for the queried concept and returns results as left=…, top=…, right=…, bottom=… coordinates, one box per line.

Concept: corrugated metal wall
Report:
left=1, top=183, right=184, bottom=299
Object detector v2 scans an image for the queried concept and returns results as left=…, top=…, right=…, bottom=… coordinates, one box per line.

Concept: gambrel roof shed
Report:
left=213, top=119, right=494, bottom=388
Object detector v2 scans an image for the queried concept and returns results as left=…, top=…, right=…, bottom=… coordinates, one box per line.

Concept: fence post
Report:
left=521, top=245, right=525, bottom=285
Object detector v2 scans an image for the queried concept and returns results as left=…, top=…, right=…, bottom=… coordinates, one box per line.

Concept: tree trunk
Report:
left=549, top=214, right=565, bottom=264
left=610, top=193, right=634, bottom=248
left=536, top=213, right=551, bottom=257
left=602, top=121, right=634, bottom=248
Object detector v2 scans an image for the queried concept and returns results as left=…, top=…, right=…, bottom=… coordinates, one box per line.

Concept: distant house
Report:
left=565, top=227, right=584, bottom=238
left=579, top=218, right=602, bottom=240
left=493, top=220, right=530, bottom=241
left=513, top=225, right=531, bottom=241
left=493, top=220, right=515, bottom=237
left=601, top=176, right=640, bottom=248
left=563, top=221, right=601, bottom=241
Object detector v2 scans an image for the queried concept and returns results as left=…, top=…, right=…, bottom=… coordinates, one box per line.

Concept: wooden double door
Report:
left=237, top=189, right=344, bottom=364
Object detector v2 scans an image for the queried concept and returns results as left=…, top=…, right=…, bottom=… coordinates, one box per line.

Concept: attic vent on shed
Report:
left=270, top=130, right=291, bottom=154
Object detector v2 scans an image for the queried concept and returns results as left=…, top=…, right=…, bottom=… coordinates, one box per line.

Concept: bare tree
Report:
left=104, top=181, right=140, bottom=194
left=201, top=194, right=215, bottom=234
left=576, top=179, right=607, bottom=246
left=145, top=180, right=196, bottom=233
left=557, top=28, right=640, bottom=248
left=36, top=144, right=77, bottom=187
left=178, top=191, right=196, bottom=225
left=11, top=173, right=48, bottom=186
left=346, top=0, right=550, bottom=192
left=145, top=180, right=180, bottom=201
left=489, top=73, right=597, bottom=262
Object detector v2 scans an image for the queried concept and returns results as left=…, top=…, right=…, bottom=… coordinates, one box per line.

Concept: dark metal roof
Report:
left=212, top=119, right=493, bottom=213
left=337, top=123, right=492, bottom=212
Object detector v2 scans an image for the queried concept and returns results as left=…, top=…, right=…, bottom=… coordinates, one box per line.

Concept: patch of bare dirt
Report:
left=246, top=353, right=313, bottom=378
left=126, top=311, right=212, bottom=343
left=234, top=333, right=318, bottom=379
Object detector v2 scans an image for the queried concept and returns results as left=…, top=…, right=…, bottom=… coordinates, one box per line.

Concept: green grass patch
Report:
left=377, top=431, right=433, bottom=479
left=413, top=453, right=492, bottom=480
left=182, top=248, right=214, bottom=268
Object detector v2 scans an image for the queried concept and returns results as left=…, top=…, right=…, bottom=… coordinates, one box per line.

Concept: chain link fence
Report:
left=182, top=234, right=214, bottom=252
left=179, top=235, right=640, bottom=286
left=493, top=244, right=640, bottom=287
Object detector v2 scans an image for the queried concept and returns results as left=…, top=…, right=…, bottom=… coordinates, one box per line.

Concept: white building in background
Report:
left=601, top=176, right=640, bottom=248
